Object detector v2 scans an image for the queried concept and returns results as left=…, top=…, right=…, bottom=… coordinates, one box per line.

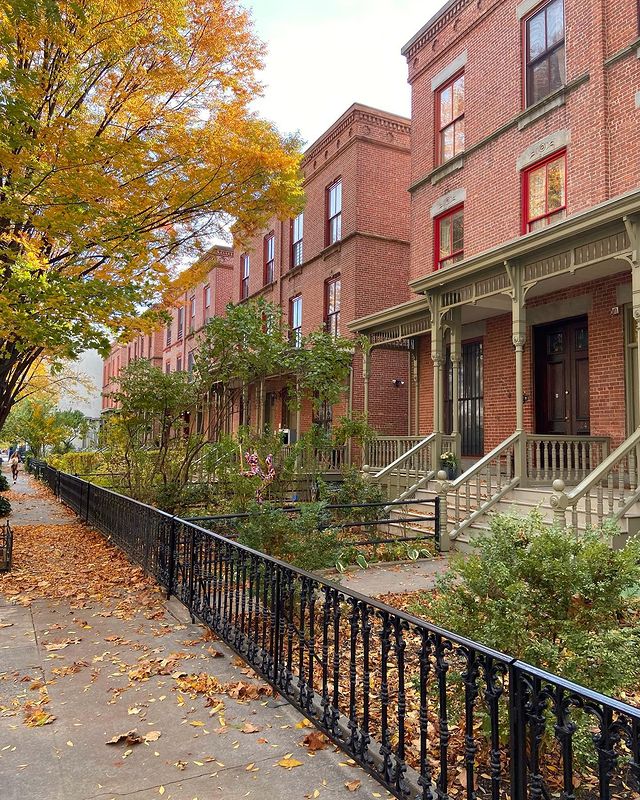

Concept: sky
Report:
left=245, top=0, right=444, bottom=147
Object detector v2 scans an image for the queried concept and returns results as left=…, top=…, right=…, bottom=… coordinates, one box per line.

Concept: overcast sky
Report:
left=245, top=0, right=444, bottom=147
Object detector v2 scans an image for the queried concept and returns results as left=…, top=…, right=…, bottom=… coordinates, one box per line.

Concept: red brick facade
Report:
left=227, top=104, right=412, bottom=438
left=398, top=0, right=640, bottom=457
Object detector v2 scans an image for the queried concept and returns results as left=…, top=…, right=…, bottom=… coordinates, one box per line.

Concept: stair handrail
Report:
left=365, top=432, right=436, bottom=482
left=444, top=431, right=521, bottom=543
left=550, top=426, right=640, bottom=527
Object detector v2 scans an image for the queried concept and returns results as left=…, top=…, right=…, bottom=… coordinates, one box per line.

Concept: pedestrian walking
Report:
left=10, top=453, right=19, bottom=484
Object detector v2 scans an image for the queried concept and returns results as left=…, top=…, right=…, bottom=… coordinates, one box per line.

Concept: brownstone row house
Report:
left=351, top=0, right=640, bottom=547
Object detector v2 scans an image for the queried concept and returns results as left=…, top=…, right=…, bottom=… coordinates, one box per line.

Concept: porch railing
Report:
left=281, top=444, right=348, bottom=472
left=551, top=426, right=640, bottom=530
left=525, top=434, right=610, bottom=485
left=30, top=462, right=640, bottom=800
left=365, top=433, right=438, bottom=502
left=365, top=437, right=425, bottom=471
left=443, top=432, right=521, bottom=545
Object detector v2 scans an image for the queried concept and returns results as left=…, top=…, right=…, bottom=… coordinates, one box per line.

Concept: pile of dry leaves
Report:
left=0, top=522, right=163, bottom=618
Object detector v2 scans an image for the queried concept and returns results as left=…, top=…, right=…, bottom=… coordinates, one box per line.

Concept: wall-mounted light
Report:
left=392, top=379, right=405, bottom=388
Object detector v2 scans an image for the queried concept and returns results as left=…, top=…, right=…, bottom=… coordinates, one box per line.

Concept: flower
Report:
left=440, top=451, right=458, bottom=468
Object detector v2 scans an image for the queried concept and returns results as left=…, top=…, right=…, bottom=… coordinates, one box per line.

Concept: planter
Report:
left=442, top=464, right=459, bottom=480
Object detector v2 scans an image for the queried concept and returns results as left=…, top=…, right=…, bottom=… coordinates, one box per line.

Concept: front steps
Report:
left=387, top=483, right=640, bottom=553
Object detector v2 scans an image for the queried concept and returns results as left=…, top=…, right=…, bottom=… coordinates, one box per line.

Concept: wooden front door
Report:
left=535, top=316, right=590, bottom=435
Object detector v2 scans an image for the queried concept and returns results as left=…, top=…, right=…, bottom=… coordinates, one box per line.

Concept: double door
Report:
left=534, top=316, right=590, bottom=436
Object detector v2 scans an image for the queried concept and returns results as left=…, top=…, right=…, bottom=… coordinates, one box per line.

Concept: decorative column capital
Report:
left=512, top=333, right=526, bottom=349
left=432, top=354, right=445, bottom=367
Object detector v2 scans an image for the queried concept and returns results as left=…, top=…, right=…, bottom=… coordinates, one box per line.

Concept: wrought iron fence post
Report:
left=508, top=662, right=527, bottom=800
left=56, top=469, right=61, bottom=500
left=85, top=481, right=91, bottom=522
left=166, top=516, right=177, bottom=600
left=272, top=566, right=282, bottom=686
left=188, top=525, right=196, bottom=622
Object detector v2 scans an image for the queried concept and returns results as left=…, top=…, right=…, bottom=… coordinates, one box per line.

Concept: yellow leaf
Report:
left=277, top=757, right=303, bottom=769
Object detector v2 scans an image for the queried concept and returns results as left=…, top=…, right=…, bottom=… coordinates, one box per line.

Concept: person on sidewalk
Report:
left=10, top=453, right=19, bottom=484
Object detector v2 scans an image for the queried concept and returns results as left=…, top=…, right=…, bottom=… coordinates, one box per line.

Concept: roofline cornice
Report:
left=401, top=0, right=471, bottom=59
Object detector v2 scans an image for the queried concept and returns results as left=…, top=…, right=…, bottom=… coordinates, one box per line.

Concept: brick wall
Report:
left=406, top=0, right=640, bottom=283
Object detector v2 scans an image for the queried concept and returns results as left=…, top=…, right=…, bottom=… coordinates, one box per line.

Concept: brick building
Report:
left=352, top=0, right=640, bottom=542
left=102, top=246, right=234, bottom=412
left=227, top=103, right=412, bottom=441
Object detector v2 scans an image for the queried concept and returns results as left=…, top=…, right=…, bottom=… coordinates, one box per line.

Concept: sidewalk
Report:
left=0, top=471, right=388, bottom=800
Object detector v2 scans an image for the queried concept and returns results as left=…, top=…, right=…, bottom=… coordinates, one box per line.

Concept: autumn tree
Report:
left=0, top=398, right=84, bottom=456
left=0, top=0, right=303, bottom=430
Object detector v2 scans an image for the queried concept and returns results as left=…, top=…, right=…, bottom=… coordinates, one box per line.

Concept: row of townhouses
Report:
left=103, top=0, right=640, bottom=546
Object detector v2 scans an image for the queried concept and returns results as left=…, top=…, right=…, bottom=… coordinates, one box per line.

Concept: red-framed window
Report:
left=189, top=295, right=196, bottom=332
left=326, top=179, right=342, bottom=245
left=436, top=71, right=465, bottom=165
left=524, top=0, right=565, bottom=107
left=291, top=213, right=303, bottom=267
left=176, top=356, right=182, bottom=372
left=165, top=361, right=170, bottom=374
left=522, top=150, right=566, bottom=232
left=263, top=232, right=275, bottom=285
left=203, top=285, right=211, bottom=320
left=324, top=276, right=341, bottom=337
left=177, top=307, right=184, bottom=340
left=289, top=295, right=302, bottom=347
left=240, top=253, right=250, bottom=300
left=435, top=205, right=464, bottom=270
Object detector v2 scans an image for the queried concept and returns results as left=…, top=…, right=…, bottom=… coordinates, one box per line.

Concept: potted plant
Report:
left=440, top=450, right=460, bottom=480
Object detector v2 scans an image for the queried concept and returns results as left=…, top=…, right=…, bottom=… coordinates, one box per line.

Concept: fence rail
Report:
left=27, top=460, right=640, bottom=800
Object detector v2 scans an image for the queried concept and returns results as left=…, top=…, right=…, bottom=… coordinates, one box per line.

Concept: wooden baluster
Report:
left=607, top=471, right=615, bottom=518
left=597, top=484, right=604, bottom=527
left=585, top=492, right=592, bottom=530
left=543, top=442, right=549, bottom=483
left=618, top=458, right=626, bottom=509
left=534, top=440, right=540, bottom=481
left=571, top=503, right=578, bottom=532
left=466, top=480, right=471, bottom=518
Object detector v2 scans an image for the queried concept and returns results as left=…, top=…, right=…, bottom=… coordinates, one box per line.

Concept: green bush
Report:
left=410, top=510, right=640, bottom=696
left=0, top=496, right=11, bottom=517
left=319, top=466, right=384, bottom=521
left=48, top=450, right=104, bottom=476
left=0, top=475, right=9, bottom=492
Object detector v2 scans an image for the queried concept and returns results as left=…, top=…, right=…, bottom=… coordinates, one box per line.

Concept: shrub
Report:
left=0, top=496, right=11, bottom=517
left=48, top=451, right=104, bottom=476
left=410, top=510, right=640, bottom=696
left=0, top=475, right=9, bottom=492
left=319, top=466, right=384, bottom=521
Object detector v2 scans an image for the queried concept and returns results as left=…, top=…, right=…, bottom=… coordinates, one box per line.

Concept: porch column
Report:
left=509, top=263, right=528, bottom=484
left=449, top=309, right=462, bottom=462
left=362, top=345, right=371, bottom=421
left=625, top=214, right=640, bottom=426
left=430, top=293, right=444, bottom=463
left=411, top=340, right=420, bottom=435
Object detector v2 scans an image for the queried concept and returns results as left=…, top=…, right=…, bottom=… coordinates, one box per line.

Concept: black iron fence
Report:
left=28, top=461, right=640, bottom=799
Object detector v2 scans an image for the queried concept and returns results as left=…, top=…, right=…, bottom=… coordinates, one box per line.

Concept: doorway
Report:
left=445, top=339, right=484, bottom=457
left=534, top=316, right=590, bottom=435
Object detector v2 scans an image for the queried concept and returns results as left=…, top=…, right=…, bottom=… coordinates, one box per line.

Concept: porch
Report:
left=352, top=190, right=640, bottom=549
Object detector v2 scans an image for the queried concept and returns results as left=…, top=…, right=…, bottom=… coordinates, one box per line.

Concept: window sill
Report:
left=321, top=240, right=342, bottom=259
left=430, top=154, right=465, bottom=186
left=517, top=86, right=568, bottom=130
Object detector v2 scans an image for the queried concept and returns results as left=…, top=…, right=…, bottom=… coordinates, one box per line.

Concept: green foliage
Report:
left=0, top=496, right=11, bottom=517
left=330, top=414, right=377, bottom=448
left=412, top=511, right=640, bottom=695
left=1, top=398, right=87, bottom=457
left=48, top=451, right=104, bottom=475
left=0, top=475, right=9, bottom=491
left=235, top=502, right=341, bottom=572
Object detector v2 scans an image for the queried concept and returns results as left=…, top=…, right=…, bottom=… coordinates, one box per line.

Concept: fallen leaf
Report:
left=302, top=731, right=328, bottom=752
left=241, top=722, right=260, bottom=734
left=277, top=757, right=303, bottom=770
left=345, top=780, right=361, bottom=792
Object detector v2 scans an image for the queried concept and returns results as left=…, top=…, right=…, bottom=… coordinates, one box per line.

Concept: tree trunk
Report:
left=0, top=344, right=44, bottom=432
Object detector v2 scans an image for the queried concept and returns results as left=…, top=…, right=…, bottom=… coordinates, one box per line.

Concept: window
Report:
left=326, top=180, right=342, bottom=245
left=240, top=253, right=250, bottom=299
left=436, top=72, right=464, bottom=164
left=176, top=356, right=182, bottom=372
left=204, top=285, right=211, bottom=319
left=523, top=151, right=566, bottom=232
left=263, top=233, right=275, bottom=285
left=166, top=322, right=172, bottom=347
left=291, top=213, right=303, bottom=267
left=325, top=276, right=341, bottom=337
left=525, top=0, right=565, bottom=107
left=165, top=361, right=170, bottom=374
left=189, top=296, right=196, bottom=332
left=187, top=351, right=194, bottom=374
left=177, top=307, right=184, bottom=340
left=289, top=295, right=302, bottom=347
left=435, top=205, right=464, bottom=269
